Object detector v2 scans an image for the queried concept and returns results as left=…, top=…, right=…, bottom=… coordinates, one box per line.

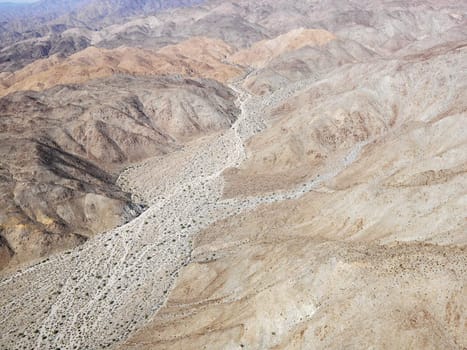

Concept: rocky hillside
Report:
left=0, top=37, right=243, bottom=96
left=0, top=75, right=238, bottom=270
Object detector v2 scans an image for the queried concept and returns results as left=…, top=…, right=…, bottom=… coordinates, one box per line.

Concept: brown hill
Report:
left=0, top=37, right=243, bottom=97
left=242, top=38, right=377, bottom=95
left=230, top=28, right=337, bottom=68
left=0, top=75, right=238, bottom=270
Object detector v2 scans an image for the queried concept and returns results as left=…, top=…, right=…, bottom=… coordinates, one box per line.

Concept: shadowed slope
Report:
left=0, top=75, right=238, bottom=270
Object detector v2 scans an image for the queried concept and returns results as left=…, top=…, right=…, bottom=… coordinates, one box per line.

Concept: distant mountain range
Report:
left=0, top=0, right=204, bottom=48
left=0, top=0, right=204, bottom=21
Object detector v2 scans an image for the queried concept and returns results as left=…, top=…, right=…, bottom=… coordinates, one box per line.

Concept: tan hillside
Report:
left=224, top=42, right=467, bottom=196
left=0, top=37, right=243, bottom=97
left=120, top=44, right=467, bottom=350
left=157, top=37, right=240, bottom=82
left=122, top=239, right=466, bottom=350
left=230, top=28, right=337, bottom=68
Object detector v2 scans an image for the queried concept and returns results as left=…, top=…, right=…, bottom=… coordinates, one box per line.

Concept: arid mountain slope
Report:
left=0, top=75, right=238, bottom=270
left=3, top=0, right=465, bottom=73
left=0, top=37, right=242, bottom=96
left=123, top=240, right=466, bottom=350
left=225, top=42, right=467, bottom=196
left=230, top=28, right=337, bottom=68
left=241, top=38, right=377, bottom=95
left=121, top=43, right=467, bottom=350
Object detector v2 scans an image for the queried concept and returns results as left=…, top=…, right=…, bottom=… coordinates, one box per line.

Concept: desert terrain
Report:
left=0, top=0, right=466, bottom=349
